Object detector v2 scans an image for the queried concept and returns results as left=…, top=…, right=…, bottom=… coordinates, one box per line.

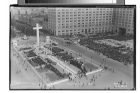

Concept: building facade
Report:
left=47, top=8, right=134, bottom=36
left=113, top=8, right=134, bottom=34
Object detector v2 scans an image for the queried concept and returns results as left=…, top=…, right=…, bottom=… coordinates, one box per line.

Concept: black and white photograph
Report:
left=10, top=5, right=136, bottom=90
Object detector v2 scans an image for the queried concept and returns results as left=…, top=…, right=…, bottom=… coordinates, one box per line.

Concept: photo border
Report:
left=9, top=4, right=136, bottom=90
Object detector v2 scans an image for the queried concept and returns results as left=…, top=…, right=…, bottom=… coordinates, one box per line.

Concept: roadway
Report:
left=51, top=36, right=134, bottom=78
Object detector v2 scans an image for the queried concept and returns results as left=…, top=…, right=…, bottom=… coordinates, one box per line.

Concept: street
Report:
left=51, top=36, right=133, bottom=78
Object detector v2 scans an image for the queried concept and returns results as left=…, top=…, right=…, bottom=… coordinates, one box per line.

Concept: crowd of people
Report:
left=24, top=50, right=37, bottom=58
left=51, top=47, right=87, bottom=74
left=23, top=49, right=68, bottom=82
left=19, top=47, right=32, bottom=51
left=13, top=20, right=36, bottom=36
left=88, top=33, right=133, bottom=41
left=11, top=20, right=54, bottom=37
left=79, top=34, right=134, bottom=65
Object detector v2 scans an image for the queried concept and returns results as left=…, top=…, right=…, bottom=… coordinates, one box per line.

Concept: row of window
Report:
left=58, top=23, right=112, bottom=28
left=57, top=29, right=113, bottom=35
left=116, top=13, right=133, bottom=16
left=57, top=16, right=112, bottom=19
left=116, top=16, right=133, bottom=19
left=57, top=28, right=133, bottom=35
left=116, top=11, right=133, bottom=14
left=57, top=27, right=113, bottom=32
left=57, top=12, right=113, bottom=16
left=57, top=21, right=112, bottom=26
left=57, top=17, right=112, bottom=20
left=49, top=9, right=133, bottom=15
left=117, top=23, right=133, bottom=27
left=57, top=20, right=112, bottom=24
left=57, top=11, right=113, bottom=13
left=57, top=18, right=112, bottom=22
left=116, top=20, right=133, bottom=23
left=57, top=8, right=113, bottom=11
left=57, top=14, right=113, bottom=18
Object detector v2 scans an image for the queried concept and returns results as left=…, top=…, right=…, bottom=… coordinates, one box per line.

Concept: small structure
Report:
left=12, top=40, right=18, bottom=46
left=23, top=35, right=28, bottom=40
left=46, top=36, right=51, bottom=45
left=45, top=36, right=52, bottom=55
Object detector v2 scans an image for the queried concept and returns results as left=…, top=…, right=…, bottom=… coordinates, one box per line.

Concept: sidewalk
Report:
left=51, top=36, right=133, bottom=77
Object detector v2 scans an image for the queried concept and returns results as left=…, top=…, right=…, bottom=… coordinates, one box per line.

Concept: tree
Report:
left=119, top=28, right=126, bottom=36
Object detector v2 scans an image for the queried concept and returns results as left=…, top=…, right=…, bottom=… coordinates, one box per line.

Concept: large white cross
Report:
left=33, top=23, right=42, bottom=46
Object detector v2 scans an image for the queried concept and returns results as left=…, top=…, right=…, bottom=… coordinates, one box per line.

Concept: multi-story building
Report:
left=47, top=8, right=57, bottom=35
left=11, top=7, right=134, bottom=36
left=47, top=8, right=114, bottom=36
left=47, top=8, right=134, bottom=36
left=113, top=8, right=134, bottom=34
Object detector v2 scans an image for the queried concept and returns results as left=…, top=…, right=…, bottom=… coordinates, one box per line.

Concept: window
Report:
left=58, top=18, right=60, bottom=20
left=58, top=15, right=60, bottom=17
left=58, top=21, right=61, bottom=23
left=62, top=26, right=65, bottom=28
left=62, top=15, right=65, bottom=17
left=66, top=26, right=69, bottom=28
left=70, top=25, right=73, bottom=28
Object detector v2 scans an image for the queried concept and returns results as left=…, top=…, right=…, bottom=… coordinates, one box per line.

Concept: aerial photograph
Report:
left=10, top=6, right=135, bottom=90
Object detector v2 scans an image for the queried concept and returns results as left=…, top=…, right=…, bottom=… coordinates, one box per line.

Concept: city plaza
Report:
left=11, top=23, right=103, bottom=89
left=10, top=7, right=134, bottom=89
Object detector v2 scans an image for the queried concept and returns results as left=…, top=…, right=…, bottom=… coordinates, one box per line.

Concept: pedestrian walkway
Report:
left=86, top=68, right=103, bottom=76
left=12, top=45, right=47, bottom=87
left=47, top=55, right=78, bottom=75
left=47, top=78, right=69, bottom=87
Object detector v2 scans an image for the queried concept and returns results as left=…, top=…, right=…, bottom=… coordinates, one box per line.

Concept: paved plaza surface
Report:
left=51, top=36, right=133, bottom=76
left=10, top=6, right=135, bottom=90
left=11, top=46, right=41, bottom=89
left=10, top=36, right=134, bottom=89
left=51, top=36, right=134, bottom=89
